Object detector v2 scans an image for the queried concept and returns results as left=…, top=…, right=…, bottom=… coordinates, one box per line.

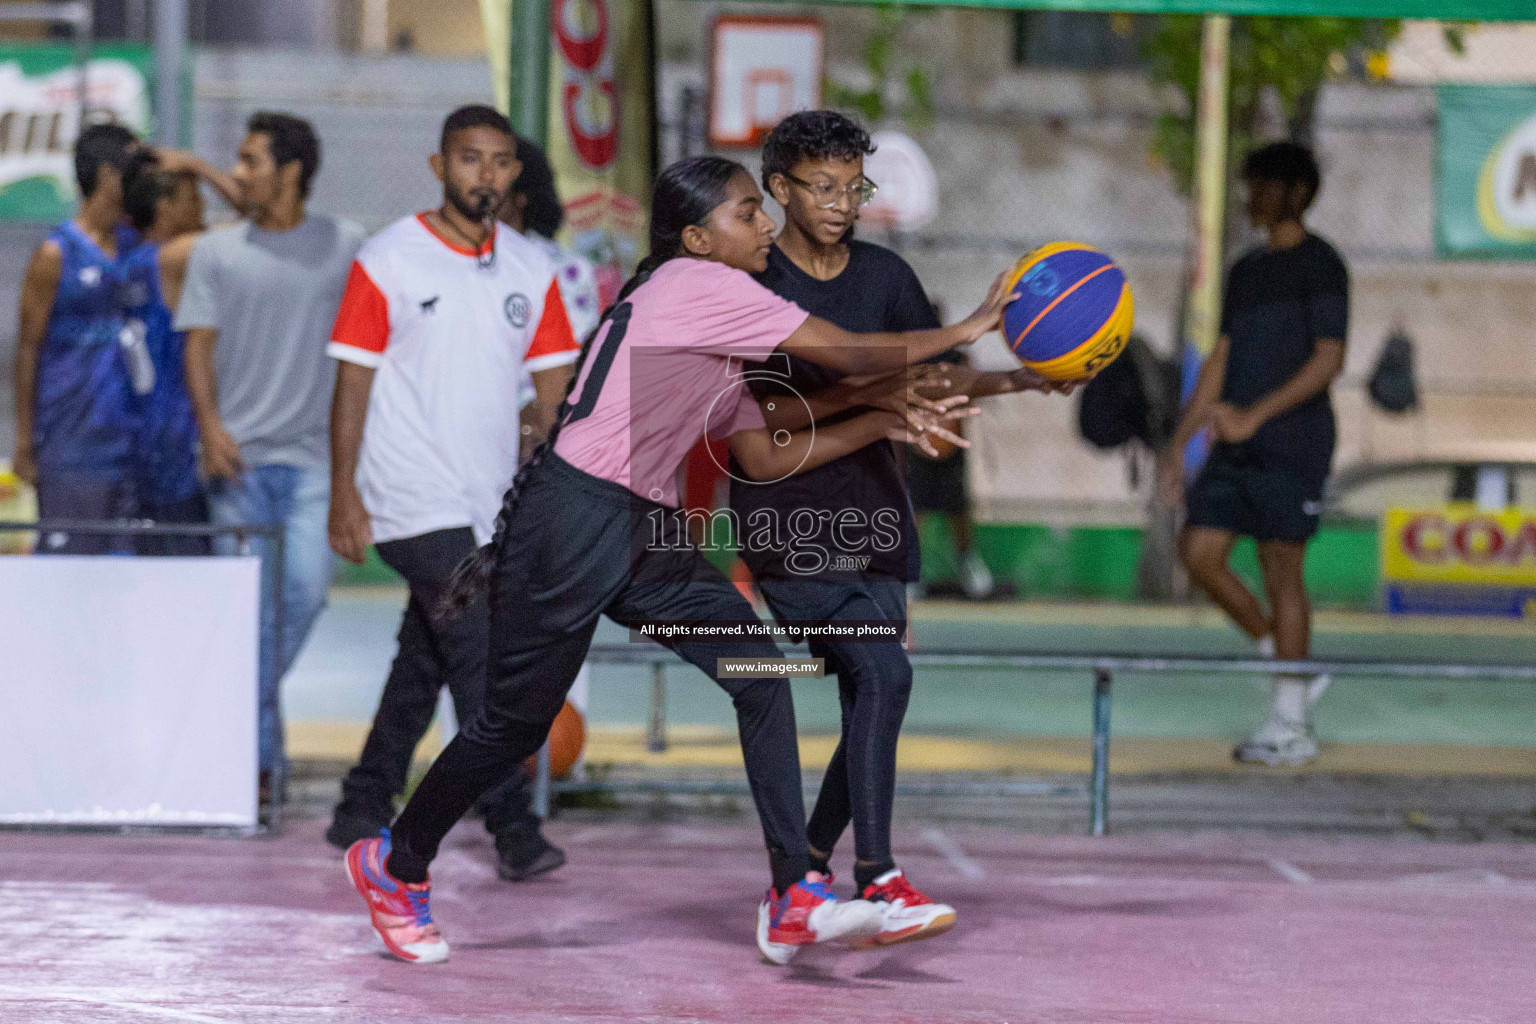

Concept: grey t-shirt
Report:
left=175, top=215, right=366, bottom=468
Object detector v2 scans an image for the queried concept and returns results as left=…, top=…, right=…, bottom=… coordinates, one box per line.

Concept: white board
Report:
left=0, top=556, right=260, bottom=827
left=709, top=16, right=823, bottom=148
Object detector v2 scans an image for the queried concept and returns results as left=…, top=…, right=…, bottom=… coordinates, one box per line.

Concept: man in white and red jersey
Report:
left=323, top=106, right=579, bottom=882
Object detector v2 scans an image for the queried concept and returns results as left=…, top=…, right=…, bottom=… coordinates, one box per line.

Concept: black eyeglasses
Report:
left=782, top=174, right=879, bottom=209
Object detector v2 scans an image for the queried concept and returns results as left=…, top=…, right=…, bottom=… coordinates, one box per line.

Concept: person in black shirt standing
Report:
left=736, top=111, right=1061, bottom=951
left=1160, top=143, right=1348, bottom=767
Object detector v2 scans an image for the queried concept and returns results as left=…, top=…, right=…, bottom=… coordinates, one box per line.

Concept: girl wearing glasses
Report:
left=731, top=111, right=1067, bottom=954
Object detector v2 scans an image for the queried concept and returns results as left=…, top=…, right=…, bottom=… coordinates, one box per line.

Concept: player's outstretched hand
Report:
left=896, top=396, right=978, bottom=458
left=955, top=270, right=1019, bottom=346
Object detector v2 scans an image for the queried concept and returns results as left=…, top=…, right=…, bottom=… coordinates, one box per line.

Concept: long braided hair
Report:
left=437, top=155, right=751, bottom=619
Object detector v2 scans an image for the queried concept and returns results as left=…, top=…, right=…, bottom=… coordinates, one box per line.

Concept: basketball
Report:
left=526, top=700, right=586, bottom=781
left=1001, top=242, right=1134, bottom=382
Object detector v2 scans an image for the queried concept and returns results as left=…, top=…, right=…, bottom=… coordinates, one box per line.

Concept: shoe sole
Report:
left=848, top=910, right=958, bottom=949
left=1233, top=747, right=1317, bottom=767
left=344, top=845, right=449, bottom=965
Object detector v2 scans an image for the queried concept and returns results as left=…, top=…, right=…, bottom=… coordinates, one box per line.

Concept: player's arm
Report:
left=756, top=370, right=976, bottom=435
left=1213, top=339, right=1344, bottom=444
left=778, top=270, right=1016, bottom=374
left=183, top=327, right=244, bottom=480
left=155, top=148, right=245, bottom=215
left=157, top=233, right=198, bottom=312
left=520, top=278, right=580, bottom=455
left=732, top=397, right=972, bottom=481
left=325, top=260, right=394, bottom=562
left=10, top=240, right=62, bottom=485
left=910, top=361, right=1077, bottom=402
left=730, top=410, right=904, bottom=482
left=328, top=361, right=375, bottom=564
left=524, top=364, right=573, bottom=450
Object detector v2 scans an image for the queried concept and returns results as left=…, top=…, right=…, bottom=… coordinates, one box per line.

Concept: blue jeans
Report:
left=209, top=464, right=335, bottom=772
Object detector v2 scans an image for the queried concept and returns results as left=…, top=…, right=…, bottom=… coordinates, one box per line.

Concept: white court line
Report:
left=0, top=989, right=232, bottom=1023
left=921, top=827, right=986, bottom=880
left=1266, top=859, right=1314, bottom=884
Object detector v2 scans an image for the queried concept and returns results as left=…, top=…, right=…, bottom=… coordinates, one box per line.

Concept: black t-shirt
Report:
left=1217, top=233, right=1348, bottom=476
left=729, top=241, right=939, bottom=582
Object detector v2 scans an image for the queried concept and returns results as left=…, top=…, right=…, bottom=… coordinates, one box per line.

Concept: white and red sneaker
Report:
left=755, top=871, right=882, bottom=965
left=345, top=831, right=449, bottom=964
left=855, top=869, right=957, bottom=947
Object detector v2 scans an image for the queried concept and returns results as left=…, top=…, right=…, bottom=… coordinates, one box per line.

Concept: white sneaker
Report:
left=961, top=553, right=994, bottom=600
left=755, top=873, right=882, bottom=965
left=1306, top=673, right=1331, bottom=708
left=852, top=869, right=957, bottom=948
left=1233, top=714, right=1317, bottom=766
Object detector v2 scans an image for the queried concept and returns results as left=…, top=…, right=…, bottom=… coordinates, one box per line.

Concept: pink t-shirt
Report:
left=554, top=258, right=811, bottom=505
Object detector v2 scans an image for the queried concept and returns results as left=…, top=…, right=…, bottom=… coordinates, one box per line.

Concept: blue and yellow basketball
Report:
left=1002, top=242, right=1134, bottom=382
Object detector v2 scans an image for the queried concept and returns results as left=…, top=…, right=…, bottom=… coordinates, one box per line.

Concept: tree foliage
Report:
left=1145, top=16, right=1400, bottom=195
left=824, top=4, right=936, bottom=132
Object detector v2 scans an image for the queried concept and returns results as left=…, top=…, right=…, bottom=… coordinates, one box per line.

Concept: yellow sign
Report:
left=1381, top=506, right=1536, bottom=586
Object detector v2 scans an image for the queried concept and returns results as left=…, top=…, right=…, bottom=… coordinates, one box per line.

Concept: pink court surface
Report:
left=4, top=813, right=1534, bottom=1023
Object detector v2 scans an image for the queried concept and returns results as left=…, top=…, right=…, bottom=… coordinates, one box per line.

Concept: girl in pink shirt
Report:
left=345, top=156, right=1012, bottom=966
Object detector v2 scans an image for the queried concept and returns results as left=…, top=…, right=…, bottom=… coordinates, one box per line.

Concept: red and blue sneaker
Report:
left=755, top=871, right=883, bottom=965
left=345, top=830, right=449, bottom=964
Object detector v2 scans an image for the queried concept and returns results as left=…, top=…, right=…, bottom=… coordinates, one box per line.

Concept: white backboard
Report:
left=709, top=15, right=824, bottom=148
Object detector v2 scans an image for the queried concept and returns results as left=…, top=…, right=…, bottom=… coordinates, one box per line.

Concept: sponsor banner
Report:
left=0, top=45, right=154, bottom=222
left=1436, top=85, right=1536, bottom=259
left=1385, top=583, right=1536, bottom=618
left=1381, top=506, right=1536, bottom=587
left=545, top=0, right=652, bottom=307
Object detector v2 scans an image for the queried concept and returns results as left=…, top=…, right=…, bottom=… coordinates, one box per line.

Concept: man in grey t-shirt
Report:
left=176, top=112, right=365, bottom=785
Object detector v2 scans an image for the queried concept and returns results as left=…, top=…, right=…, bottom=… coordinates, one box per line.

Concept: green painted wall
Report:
left=338, top=519, right=1383, bottom=609
left=919, top=516, right=1380, bottom=608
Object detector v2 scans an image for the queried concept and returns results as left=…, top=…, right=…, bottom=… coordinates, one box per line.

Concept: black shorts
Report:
left=1185, top=452, right=1326, bottom=544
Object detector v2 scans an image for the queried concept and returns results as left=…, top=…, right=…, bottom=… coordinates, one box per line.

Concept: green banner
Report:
left=0, top=45, right=154, bottom=222
left=1438, top=86, right=1536, bottom=259
left=717, top=0, right=1536, bottom=19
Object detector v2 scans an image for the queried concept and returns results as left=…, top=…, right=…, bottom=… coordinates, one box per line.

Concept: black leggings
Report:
left=760, top=581, right=911, bottom=868
left=387, top=456, right=809, bottom=890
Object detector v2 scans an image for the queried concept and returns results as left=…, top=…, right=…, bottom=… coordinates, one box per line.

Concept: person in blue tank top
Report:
left=121, top=151, right=217, bottom=554
left=10, top=124, right=143, bottom=553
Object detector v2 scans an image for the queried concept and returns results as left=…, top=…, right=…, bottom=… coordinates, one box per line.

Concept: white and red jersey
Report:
left=328, top=213, right=580, bottom=546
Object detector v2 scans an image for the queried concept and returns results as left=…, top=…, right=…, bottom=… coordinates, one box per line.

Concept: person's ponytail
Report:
left=436, top=155, right=752, bottom=620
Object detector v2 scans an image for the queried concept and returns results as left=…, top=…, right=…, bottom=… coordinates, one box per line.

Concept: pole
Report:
left=1181, top=14, right=1231, bottom=361
left=646, top=662, right=667, bottom=753
left=508, top=0, right=551, bottom=144
left=533, top=743, right=552, bottom=818
left=1089, top=669, right=1112, bottom=837
left=153, top=0, right=188, bottom=146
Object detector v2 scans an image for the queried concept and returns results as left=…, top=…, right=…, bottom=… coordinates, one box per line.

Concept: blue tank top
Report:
left=123, top=241, right=201, bottom=504
left=33, top=220, right=141, bottom=478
